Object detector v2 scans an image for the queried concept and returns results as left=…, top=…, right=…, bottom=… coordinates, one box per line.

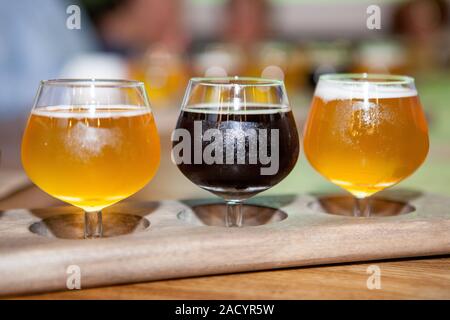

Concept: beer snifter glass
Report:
left=303, top=74, right=429, bottom=216
left=22, top=79, right=160, bottom=238
left=172, top=77, right=299, bottom=227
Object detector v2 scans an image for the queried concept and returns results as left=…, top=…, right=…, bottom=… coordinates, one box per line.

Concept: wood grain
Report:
left=0, top=192, right=449, bottom=297
left=0, top=170, right=30, bottom=201
left=9, top=256, right=450, bottom=300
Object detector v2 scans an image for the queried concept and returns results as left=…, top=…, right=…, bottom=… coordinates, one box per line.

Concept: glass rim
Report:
left=40, top=78, right=144, bottom=88
left=189, top=76, right=285, bottom=87
left=319, top=73, right=415, bottom=85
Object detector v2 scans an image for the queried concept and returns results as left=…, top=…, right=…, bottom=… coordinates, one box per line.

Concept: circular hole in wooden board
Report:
left=308, top=195, right=415, bottom=217
left=29, top=213, right=150, bottom=239
left=178, top=203, right=288, bottom=227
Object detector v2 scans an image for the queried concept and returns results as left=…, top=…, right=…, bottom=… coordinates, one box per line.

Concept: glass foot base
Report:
left=309, top=195, right=415, bottom=217
left=30, top=213, right=150, bottom=239
left=178, top=203, right=287, bottom=227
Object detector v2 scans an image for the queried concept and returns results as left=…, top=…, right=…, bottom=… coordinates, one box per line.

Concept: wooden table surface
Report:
left=1, top=186, right=449, bottom=300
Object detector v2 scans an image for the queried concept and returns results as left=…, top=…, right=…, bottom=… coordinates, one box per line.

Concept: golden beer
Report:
left=22, top=106, right=160, bottom=212
left=304, top=81, right=429, bottom=198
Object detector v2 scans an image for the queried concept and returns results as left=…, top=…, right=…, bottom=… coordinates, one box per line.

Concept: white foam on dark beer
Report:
left=184, top=103, right=291, bottom=115
left=315, top=81, right=417, bottom=103
left=32, top=105, right=151, bottom=118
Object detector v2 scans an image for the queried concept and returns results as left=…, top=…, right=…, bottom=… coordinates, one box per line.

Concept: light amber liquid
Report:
left=22, top=106, right=160, bottom=211
left=303, top=95, right=429, bottom=198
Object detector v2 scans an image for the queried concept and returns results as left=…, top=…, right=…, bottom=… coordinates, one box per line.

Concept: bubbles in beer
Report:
left=304, top=85, right=428, bottom=198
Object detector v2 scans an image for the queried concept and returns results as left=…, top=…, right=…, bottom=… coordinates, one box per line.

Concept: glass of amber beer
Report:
left=303, top=74, right=429, bottom=216
left=22, top=79, right=160, bottom=238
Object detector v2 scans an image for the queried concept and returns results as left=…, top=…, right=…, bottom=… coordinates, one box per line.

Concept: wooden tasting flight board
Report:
left=0, top=191, right=449, bottom=296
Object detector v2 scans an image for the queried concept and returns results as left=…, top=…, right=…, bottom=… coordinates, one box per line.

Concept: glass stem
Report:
left=84, top=210, right=103, bottom=239
left=354, top=197, right=371, bottom=217
left=225, top=201, right=243, bottom=227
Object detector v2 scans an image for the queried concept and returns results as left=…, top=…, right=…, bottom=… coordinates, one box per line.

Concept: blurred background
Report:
left=1, top=0, right=450, bottom=204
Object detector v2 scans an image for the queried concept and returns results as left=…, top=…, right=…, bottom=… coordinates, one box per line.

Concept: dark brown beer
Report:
left=173, top=105, right=299, bottom=200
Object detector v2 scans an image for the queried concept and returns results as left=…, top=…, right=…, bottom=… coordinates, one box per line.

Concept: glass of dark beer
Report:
left=172, top=77, right=299, bottom=227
